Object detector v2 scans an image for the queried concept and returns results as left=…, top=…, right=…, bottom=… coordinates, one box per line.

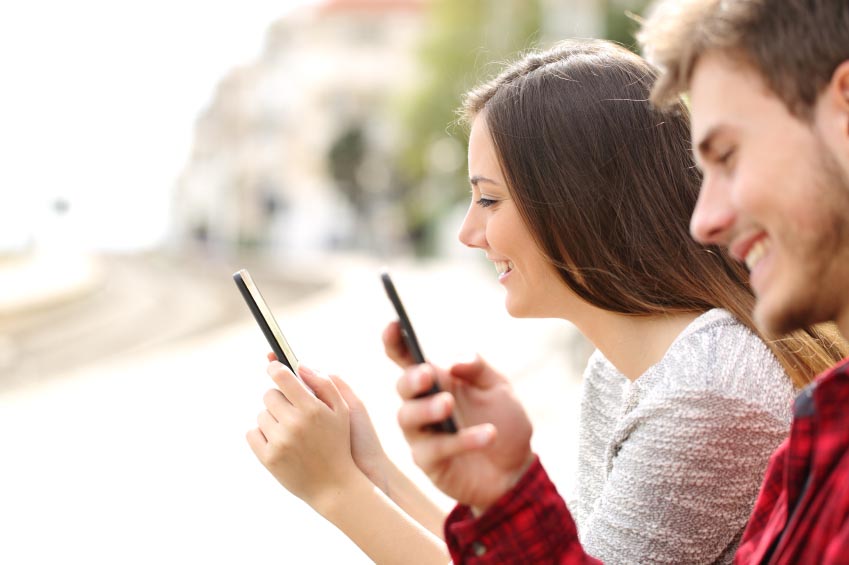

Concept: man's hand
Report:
left=395, top=355, right=535, bottom=512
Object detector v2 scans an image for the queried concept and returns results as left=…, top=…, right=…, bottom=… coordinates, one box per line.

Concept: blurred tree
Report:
left=603, top=0, right=652, bottom=51
left=393, top=0, right=542, bottom=254
left=328, top=124, right=370, bottom=248
left=329, top=124, right=368, bottom=215
left=392, top=0, right=656, bottom=256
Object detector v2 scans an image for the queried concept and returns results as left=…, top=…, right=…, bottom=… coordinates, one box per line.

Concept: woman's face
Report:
left=459, top=114, right=576, bottom=318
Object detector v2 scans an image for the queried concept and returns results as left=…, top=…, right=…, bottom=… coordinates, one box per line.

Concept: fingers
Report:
left=396, top=364, right=440, bottom=400
left=449, top=354, right=500, bottom=387
left=398, top=391, right=454, bottom=431
left=246, top=428, right=267, bottom=456
left=330, top=374, right=364, bottom=411
left=257, top=407, right=279, bottom=436
left=449, top=354, right=485, bottom=379
left=410, top=424, right=496, bottom=470
left=397, top=391, right=496, bottom=475
left=267, top=352, right=277, bottom=362
left=382, top=321, right=414, bottom=367
left=267, top=361, right=314, bottom=406
left=266, top=361, right=348, bottom=416
left=262, top=388, right=290, bottom=422
left=297, top=364, right=345, bottom=411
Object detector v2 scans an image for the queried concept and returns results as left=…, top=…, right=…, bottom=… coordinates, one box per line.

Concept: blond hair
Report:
left=639, top=0, right=849, bottom=118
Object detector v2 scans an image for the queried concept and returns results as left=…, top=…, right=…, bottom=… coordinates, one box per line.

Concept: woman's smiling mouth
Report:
left=494, top=260, right=514, bottom=280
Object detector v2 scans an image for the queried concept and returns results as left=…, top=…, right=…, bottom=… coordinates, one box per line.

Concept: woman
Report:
left=246, top=39, right=846, bottom=564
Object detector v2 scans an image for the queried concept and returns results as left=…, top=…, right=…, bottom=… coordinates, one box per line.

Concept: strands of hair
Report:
left=461, top=39, right=848, bottom=388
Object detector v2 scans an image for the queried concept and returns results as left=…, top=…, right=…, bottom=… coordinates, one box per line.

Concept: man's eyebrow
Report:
left=696, top=126, right=722, bottom=158
left=469, top=175, right=500, bottom=186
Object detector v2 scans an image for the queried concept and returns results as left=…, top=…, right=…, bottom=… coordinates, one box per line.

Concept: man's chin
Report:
left=754, top=290, right=823, bottom=338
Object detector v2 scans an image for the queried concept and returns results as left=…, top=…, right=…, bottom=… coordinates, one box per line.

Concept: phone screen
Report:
left=381, top=271, right=457, bottom=433
left=233, top=268, right=299, bottom=374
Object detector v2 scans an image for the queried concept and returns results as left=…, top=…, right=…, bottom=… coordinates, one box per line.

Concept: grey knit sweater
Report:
left=571, top=309, right=795, bottom=564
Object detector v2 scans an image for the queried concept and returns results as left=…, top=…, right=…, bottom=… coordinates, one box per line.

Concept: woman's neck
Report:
left=575, top=308, right=704, bottom=381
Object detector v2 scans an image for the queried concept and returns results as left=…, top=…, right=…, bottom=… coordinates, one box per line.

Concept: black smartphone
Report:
left=233, top=268, right=301, bottom=377
left=381, top=271, right=457, bottom=433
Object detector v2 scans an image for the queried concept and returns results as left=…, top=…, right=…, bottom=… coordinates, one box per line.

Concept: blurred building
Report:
left=171, top=0, right=613, bottom=260
left=172, top=0, right=428, bottom=259
left=541, top=0, right=603, bottom=39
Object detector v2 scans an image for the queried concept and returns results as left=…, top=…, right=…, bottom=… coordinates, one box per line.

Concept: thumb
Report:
left=329, top=374, right=364, bottom=411
left=449, top=354, right=500, bottom=387
left=298, top=364, right=346, bottom=411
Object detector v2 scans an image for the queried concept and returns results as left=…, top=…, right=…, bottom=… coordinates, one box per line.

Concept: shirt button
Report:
left=472, top=542, right=487, bottom=556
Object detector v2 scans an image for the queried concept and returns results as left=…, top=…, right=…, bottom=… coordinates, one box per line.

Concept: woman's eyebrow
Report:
left=469, top=175, right=500, bottom=186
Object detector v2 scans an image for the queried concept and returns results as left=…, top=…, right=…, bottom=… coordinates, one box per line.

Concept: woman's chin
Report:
left=504, top=295, right=532, bottom=318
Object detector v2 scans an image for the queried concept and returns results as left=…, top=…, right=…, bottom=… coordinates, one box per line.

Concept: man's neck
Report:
left=837, top=308, right=849, bottom=346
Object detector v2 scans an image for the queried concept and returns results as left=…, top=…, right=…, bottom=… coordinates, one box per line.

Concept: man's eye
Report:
left=717, top=147, right=736, bottom=165
left=476, top=197, right=497, bottom=208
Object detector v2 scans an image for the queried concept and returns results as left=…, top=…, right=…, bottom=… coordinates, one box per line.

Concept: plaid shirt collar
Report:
left=738, top=356, right=849, bottom=564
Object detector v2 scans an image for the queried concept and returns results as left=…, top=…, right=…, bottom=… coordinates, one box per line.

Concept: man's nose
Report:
left=690, top=177, right=736, bottom=245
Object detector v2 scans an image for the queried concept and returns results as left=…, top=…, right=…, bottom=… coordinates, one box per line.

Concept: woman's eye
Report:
left=476, top=197, right=497, bottom=208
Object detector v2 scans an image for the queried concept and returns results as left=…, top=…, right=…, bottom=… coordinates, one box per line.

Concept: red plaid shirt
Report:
left=445, top=456, right=601, bottom=564
left=445, top=358, right=849, bottom=564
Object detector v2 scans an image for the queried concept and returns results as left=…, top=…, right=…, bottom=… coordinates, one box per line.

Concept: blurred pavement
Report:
left=0, top=253, right=589, bottom=564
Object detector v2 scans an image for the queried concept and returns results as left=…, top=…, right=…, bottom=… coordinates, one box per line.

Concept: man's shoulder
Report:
left=807, top=357, right=849, bottom=411
left=814, top=356, right=849, bottom=384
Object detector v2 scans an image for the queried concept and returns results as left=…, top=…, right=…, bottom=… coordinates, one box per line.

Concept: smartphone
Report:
left=233, top=268, right=301, bottom=377
left=381, top=271, right=457, bottom=433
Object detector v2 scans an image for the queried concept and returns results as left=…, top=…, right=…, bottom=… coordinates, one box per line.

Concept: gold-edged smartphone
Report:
left=233, top=268, right=300, bottom=376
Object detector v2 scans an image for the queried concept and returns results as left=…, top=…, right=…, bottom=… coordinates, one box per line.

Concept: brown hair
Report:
left=461, top=39, right=846, bottom=388
left=638, top=0, right=849, bottom=117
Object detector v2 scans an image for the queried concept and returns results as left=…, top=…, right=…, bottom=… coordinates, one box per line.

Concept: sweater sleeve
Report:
left=444, top=457, right=602, bottom=564
left=578, top=391, right=789, bottom=564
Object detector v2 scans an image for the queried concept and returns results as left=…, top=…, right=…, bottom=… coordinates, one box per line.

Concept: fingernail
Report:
left=474, top=425, right=494, bottom=446
left=431, top=395, right=447, bottom=418
left=413, top=368, right=426, bottom=390
left=299, top=364, right=316, bottom=378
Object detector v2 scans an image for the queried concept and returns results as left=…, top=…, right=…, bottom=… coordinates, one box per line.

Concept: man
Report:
left=638, top=0, right=849, bottom=562
left=398, top=1, right=849, bottom=563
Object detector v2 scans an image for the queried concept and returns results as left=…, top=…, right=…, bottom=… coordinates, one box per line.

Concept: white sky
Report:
left=0, top=1, right=313, bottom=252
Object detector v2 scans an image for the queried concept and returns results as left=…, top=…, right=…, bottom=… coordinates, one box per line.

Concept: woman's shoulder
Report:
left=663, top=308, right=779, bottom=377
left=645, top=309, right=795, bottom=419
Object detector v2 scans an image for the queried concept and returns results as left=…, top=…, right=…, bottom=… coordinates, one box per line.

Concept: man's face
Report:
left=688, top=52, right=849, bottom=337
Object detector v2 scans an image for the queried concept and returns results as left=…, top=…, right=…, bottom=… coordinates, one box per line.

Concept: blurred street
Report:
left=0, top=252, right=326, bottom=393
left=0, top=251, right=589, bottom=564
left=0, top=0, right=662, bottom=562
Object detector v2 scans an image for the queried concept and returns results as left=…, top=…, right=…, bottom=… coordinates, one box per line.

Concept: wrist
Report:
left=304, top=465, right=373, bottom=521
left=311, top=467, right=375, bottom=520
left=472, top=451, right=537, bottom=516
left=357, top=452, right=393, bottom=494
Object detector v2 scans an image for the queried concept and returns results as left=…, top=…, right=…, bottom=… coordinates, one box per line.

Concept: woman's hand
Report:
left=258, top=353, right=393, bottom=491
left=329, top=372, right=394, bottom=492
left=246, top=361, right=362, bottom=511
left=248, top=360, right=451, bottom=563
left=396, top=356, right=535, bottom=512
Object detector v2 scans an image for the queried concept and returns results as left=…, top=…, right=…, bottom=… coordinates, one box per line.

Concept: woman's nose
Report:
left=457, top=204, right=486, bottom=249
